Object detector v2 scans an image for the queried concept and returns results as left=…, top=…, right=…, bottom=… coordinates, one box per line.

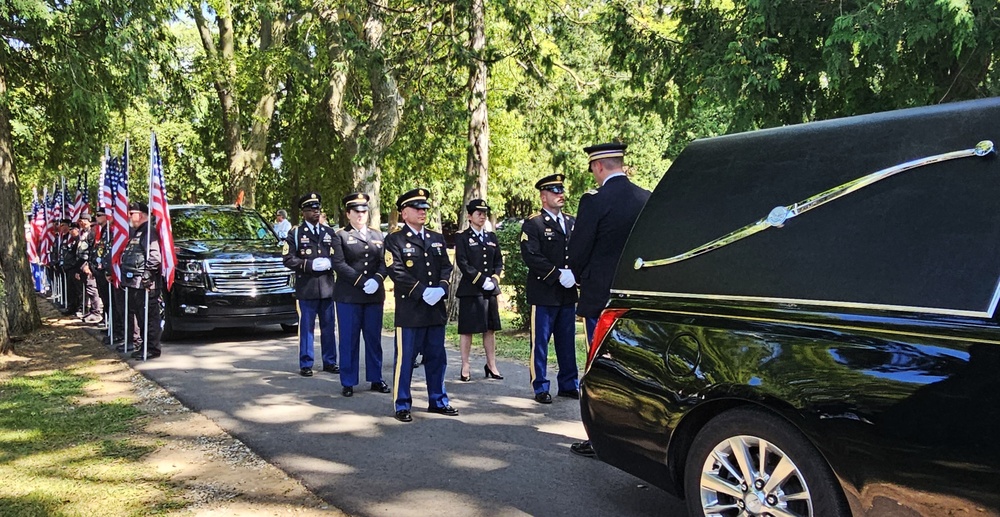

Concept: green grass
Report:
left=0, top=370, right=183, bottom=516
left=382, top=308, right=589, bottom=368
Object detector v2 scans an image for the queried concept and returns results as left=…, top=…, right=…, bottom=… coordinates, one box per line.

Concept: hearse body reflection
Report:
left=580, top=98, right=1000, bottom=517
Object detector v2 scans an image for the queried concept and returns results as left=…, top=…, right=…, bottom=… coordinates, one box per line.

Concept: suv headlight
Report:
left=177, top=260, right=206, bottom=287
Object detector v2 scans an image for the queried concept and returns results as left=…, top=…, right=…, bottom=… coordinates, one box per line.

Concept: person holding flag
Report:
left=120, top=201, right=162, bottom=359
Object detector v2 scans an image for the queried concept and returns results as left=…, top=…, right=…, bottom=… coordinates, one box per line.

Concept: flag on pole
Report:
left=111, top=143, right=130, bottom=288
left=149, top=133, right=176, bottom=290
left=79, top=174, right=91, bottom=219
left=40, top=187, right=55, bottom=266
left=27, top=188, right=42, bottom=264
left=99, top=148, right=112, bottom=210
left=69, top=175, right=84, bottom=222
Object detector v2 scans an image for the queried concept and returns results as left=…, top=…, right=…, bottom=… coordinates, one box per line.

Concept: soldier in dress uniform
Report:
left=566, top=142, right=651, bottom=458
left=330, top=192, right=391, bottom=397
left=455, top=199, right=504, bottom=382
left=120, top=202, right=163, bottom=360
left=282, top=192, right=339, bottom=377
left=76, top=213, right=104, bottom=324
left=384, top=188, right=457, bottom=422
left=61, top=219, right=85, bottom=316
left=519, top=174, right=579, bottom=404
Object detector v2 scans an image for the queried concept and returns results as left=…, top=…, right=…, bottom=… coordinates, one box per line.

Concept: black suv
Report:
left=581, top=98, right=1000, bottom=516
left=164, top=205, right=297, bottom=339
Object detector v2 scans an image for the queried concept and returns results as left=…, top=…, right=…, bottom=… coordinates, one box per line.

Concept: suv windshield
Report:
left=171, top=207, right=277, bottom=241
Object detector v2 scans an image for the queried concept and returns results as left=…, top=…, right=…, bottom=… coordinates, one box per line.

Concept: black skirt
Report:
left=457, top=295, right=501, bottom=334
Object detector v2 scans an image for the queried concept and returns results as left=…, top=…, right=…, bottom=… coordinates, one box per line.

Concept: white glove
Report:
left=312, top=257, right=331, bottom=271
left=422, top=287, right=445, bottom=305
left=482, top=278, right=496, bottom=291
left=559, top=268, right=576, bottom=288
left=363, top=278, right=379, bottom=294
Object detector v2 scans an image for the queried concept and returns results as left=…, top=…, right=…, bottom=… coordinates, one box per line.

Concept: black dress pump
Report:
left=484, top=364, right=504, bottom=380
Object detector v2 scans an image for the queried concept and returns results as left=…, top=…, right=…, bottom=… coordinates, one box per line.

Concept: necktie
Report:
left=557, top=216, right=565, bottom=234
left=478, top=232, right=485, bottom=244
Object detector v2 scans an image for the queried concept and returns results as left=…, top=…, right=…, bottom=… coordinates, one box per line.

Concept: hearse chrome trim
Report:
left=612, top=275, right=1000, bottom=318
left=633, top=140, right=995, bottom=270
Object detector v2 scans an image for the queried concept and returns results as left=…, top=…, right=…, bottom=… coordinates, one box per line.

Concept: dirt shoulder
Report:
left=0, top=296, right=345, bottom=516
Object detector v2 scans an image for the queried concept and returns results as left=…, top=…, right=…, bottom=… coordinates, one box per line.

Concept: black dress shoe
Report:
left=130, top=350, right=160, bottom=360
left=459, top=374, right=471, bottom=382
left=370, top=381, right=390, bottom=393
left=570, top=440, right=597, bottom=458
left=534, top=392, right=553, bottom=404
left=394, top=410, right=412, bottom=422
left=484, top=364, right=504, bottom=380
left=300, top=368, right=313, bottom=377
left=427, top=405, right=459, bottom=416
left=342, top=386, right=353, bottom=397
left=558, top=390, right=580, bottom=399
left=323, top=364, right=340, bottom=374
left=115, top=343, right=137, bottom=353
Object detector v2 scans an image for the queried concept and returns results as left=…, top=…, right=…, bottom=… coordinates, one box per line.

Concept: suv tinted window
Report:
left=171, top=207, right=276, bottom=241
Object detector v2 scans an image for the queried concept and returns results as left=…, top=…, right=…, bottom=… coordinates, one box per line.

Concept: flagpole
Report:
left=60, top=175, right=67, bottom=309
left=140, top=133, right=156, bottom=361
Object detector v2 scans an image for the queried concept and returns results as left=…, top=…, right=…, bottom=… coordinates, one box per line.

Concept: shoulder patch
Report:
left=584, top=189, right=598, bottom=196
left=384, top=250, right=394, bottom=266
left=520, top=232, right=528, bottom=242
left=282, top=241, right=290, bottom=255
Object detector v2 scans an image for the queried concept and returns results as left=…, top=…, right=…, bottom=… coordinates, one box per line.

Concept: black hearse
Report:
left=163, top=205, right=297, bottom=339
left=580, top=98, right=1000, bottom=516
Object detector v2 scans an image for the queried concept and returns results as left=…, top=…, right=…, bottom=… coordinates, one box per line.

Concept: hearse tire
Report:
left=683, top=406, right=849, bottom=517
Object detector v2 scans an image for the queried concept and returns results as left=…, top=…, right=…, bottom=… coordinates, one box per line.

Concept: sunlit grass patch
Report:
left=0, top=370, right=184, bottom=516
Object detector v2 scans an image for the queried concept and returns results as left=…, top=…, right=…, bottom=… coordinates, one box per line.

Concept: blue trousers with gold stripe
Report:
left=530, top=304, right=578, bottom=395
left=393, top=326, right=449, bottom=412
left=297, top=298, right=337, bottom=369
left=336, top=302, right=385, bottom=387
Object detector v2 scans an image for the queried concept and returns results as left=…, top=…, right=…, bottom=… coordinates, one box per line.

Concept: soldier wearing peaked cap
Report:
left=566, top=142, right=650, bottom=458
left=282, top=192, right=339, bottom=377
left=75, top=212, right=104, bottom=324
left=384, top=188, right=457, bottom=422
left=330, top=192, right=391, bottom=397
left=455, top=199, right=504, bottom=382
left=568, top=142, right=651, bottom=340
left=520, top=174, right=579, bottom=404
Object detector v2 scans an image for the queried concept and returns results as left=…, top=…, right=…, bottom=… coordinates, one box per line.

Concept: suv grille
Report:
left=205, top=258, right=291, bottom=294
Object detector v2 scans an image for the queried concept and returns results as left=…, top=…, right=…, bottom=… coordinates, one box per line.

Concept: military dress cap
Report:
left=534, top=174, right=566, bottom=194
left=94, top=208, right=107, bottom=216
left=59, top=218, right=72, bottom=225
left=583, top=142, right=627, bottom=162
left=298, top=192, right=322, bottom=210
left=396, top=188, right=431, bottom=210
left=78, top=212, right=92, bottom=221
left=466, top=198, right=490, bottom=215
left=343, top=192, right=370, bottom=211
left=128, top=201, right=149, bottom=214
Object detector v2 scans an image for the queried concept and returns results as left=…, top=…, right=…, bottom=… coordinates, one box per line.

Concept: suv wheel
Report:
left=684, top=407, right=849, bottom=517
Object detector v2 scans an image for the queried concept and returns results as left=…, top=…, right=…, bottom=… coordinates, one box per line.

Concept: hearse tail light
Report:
left=587, top=308, right=628, bottom=370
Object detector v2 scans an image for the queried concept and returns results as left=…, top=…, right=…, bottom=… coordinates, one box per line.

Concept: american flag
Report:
left=27, top=189, right=42, bottom=264
left=40, top=187, right=55, bottom=265
left=52, top=184, right=63, bottom=222
left=149, top=133, right=176, bottom=290
left=111, top=144, right=130, bottom=288
left=69, top=175, right=84, bottom=222
left=99, top=149, right=112, bottom=210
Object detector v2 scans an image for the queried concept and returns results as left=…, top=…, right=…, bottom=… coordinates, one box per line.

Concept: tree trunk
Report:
left=193, top=1, right=285, bottom=210
left=447, top=0, right=490, bottom=322
left=320, top=2, right=403, bottom=226
left=0, top=65, right=41, bottom=353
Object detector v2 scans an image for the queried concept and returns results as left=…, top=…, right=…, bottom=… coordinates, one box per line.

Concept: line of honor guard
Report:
left=274, top=143, right=623, bottom=420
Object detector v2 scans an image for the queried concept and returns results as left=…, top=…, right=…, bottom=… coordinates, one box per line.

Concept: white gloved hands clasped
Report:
left=363, top=278, right=379, bottom=294
left=422, top=287, right=446, bottom=306
left=482, top=278, right=496, bottom=291
left=558, top=268, right=576, bottom=288
left=312, top=257, right=332, bottom=272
